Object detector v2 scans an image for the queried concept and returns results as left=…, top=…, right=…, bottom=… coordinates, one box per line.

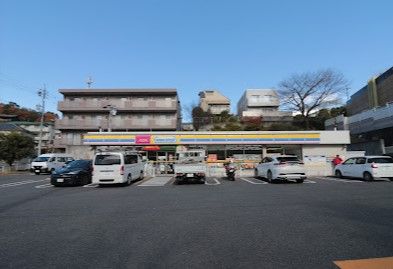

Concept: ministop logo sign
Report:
left=135, top=135, right=151, bottom=144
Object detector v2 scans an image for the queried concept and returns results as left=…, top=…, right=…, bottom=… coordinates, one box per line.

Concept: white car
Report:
left=255, top=155, right=307, bottom=183
left=334, top=156, right=393, bottom=181
left=31, top=154, right=74, bottom=175
left=92, top=151, right=145, bottom=186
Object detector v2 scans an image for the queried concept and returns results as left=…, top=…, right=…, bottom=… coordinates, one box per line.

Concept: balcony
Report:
left=58, top=99, right=178, bottom=112
left=55, top=118, right=178, bottom=131
left=325, top=103, right=393, bottom=134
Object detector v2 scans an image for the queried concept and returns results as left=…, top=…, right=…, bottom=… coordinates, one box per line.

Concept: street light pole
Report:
left=37, top=85, right=47, bottom=156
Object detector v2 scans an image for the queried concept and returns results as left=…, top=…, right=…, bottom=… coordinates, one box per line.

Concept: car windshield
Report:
left=33, top=157, right=50, bottom=162
left=65, top=160, right=90, bottom=168
left=94, top=154, right=121, bottom=165
left=368, top=158, right=393, bottom=163
left=276, top=157, right=300, bottom=162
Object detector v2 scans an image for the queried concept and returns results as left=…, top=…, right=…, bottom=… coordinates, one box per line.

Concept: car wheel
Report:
left=139, top=171, right=144, bottom=181
left=363, top=172, right=373, bottom=182
left=267, top=170, right=274, bottom=183
left=125, top=174, right=132, bottom=186
left=296, top=179, right=304, bottom=183
left=83, top=175, right=90, bottom=186
left=254, top=169, right=259, bottom=179
left=50, top=168, right=55, bottom=174
left=335, top=170, right=343, bottom=178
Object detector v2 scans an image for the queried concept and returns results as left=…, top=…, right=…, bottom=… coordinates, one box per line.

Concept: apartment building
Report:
left=237, top=89, right=292, bottom=126
left=199, top=90, right=230, bottom=115
left=9, top=121, right=56, bottom=153
left=55, top=88, right=181, bottom=158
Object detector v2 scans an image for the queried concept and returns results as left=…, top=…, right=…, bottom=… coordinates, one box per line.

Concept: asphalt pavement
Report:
left=0, top=174, right=392, bottom=269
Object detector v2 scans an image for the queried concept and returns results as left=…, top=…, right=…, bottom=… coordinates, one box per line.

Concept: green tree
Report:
left=0, top=132, right=35, bottom=168
left=223, top=122, right=242, bottom=131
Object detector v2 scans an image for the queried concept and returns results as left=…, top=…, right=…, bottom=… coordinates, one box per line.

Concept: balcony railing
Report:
left=325, top=103, right=393, bottom=134
left=55, top=118, right=178, bottom=130
left=58, top=100, right=178, bottom=112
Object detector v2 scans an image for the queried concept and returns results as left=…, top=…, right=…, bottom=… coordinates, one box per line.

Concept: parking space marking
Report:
left=317, top=177, right=363, bottom=183
left=304, top=179, right=316, bottom=184
left=0, top=178, right=50, bottom=189
left=138, top=176, right=173, bottom=187
left=83, top=183, right=98, bottom=187
left=240, top=177, right=268, bottom=184
left=35, top=183, right=53, bottom=189
left=205, top=178, right=221, bottom=185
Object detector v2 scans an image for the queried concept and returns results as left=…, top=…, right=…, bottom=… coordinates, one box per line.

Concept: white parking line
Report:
left=317, top=177, right=363, bottom=183
left=0, top=178, right=50, bottom=188
left=35, top=183, right=53, bottom=189
left=240, top=178, right=268, bottom=184
left=304, top=180, right=316, bottom=184
left=205, top=178, right=221, bottom=185
left=138, top=176, right=173, bottom=187
left=83, top=183, right=99, bottom=188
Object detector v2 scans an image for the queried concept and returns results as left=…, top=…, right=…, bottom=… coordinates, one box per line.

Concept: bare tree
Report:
left=278, top=69, right=349, bottom=129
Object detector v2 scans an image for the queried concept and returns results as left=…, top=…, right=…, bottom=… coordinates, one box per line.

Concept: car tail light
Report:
left=176, top=173, right=184, bottom=177
left=196, top=172, right=205, bottom=177
left=371, top=163, right=378, bottom=168
left=120, top=165, right=124, bottom=175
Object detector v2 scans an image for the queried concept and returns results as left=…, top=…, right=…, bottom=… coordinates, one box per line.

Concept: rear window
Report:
left=276, top=157, right=300, bottom=162
left=66, top=160, right=91, bottom=168
left=33, top=157, right=50, bottom=162
left=94, top=154, right=121, bottom=165
left=367, top=158, right=393, bottom=164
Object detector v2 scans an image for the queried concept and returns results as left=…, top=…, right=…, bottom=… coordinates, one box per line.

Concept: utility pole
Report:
left=37, top=85, right=47, bottom=156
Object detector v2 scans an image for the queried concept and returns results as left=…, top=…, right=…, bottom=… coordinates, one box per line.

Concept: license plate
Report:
left=186, top=173, right=194, bottom=177
left=35, top=169, right=40, bottom=172
left=57, top=178, right=64, bottom=183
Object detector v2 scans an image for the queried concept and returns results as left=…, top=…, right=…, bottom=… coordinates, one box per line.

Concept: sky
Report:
left=1, top=0, right=393, bottom=121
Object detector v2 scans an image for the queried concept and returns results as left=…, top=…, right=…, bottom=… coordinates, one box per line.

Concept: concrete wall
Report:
left=302, top=145, right=347, bottom=176
left=66, top=145, right=94, bottom=159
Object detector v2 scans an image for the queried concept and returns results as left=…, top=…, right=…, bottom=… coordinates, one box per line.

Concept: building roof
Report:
left=59, top=88, right=178, bottom=96
left=0, top=123, right=34, bottom=134
left=8, top=121, right=54, bottom=126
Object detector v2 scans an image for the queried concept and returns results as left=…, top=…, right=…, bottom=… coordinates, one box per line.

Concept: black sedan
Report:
left=51, top=160, right=92, bottom=186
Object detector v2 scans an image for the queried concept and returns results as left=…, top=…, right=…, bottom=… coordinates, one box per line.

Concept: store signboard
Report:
left=135, top=135, right=151, bottom=144
left=83, top=132, right=321, bottom=145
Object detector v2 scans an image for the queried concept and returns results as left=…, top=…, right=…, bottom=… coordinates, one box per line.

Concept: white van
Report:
left=92, top=151, right=145, bottom=186
left=31, top=154, right=74, bottom=175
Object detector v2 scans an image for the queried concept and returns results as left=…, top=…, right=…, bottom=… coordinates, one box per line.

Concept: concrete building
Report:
left=55, top=88, right=181, bottom=158
left=199, top=90, right=230, bottom=115
left=325, top=66, right=393, bottom=155
left=347, top=66, right=393, bottom=116
left=8, top=121, right=56, bottom=153
left=237, top=89, right=292, bottom=126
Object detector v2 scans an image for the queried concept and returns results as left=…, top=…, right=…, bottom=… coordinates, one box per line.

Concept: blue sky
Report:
left=1, top=0, right=392, bottom=121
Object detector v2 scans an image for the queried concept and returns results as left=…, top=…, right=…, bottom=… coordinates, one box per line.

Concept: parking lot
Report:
left=1, top=173, right=392, bottom=268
